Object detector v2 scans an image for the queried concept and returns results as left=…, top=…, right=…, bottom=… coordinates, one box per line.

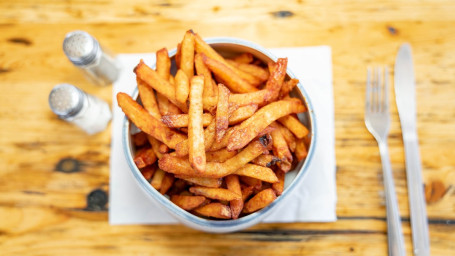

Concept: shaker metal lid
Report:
left=63, top=30, right=100, bottom=66
left=49, top=83, right=84, bottom=118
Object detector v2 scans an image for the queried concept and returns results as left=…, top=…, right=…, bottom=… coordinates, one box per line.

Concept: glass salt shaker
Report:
left=48, top=83, right=112, bottom=135
left=63, top=30, right=121, bottom=86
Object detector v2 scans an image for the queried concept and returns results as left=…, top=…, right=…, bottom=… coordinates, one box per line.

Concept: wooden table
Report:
left=1, top=1, right=454, bottom=255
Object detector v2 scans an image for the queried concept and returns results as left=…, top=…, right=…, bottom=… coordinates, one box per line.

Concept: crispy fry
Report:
left=140, top=165, right=156, bottom=181
left=295, top=138, right=308, bottom=161
left=226, top=59, right=269, bottom=84
left=215, top=84, right=230, bottom=142
left=234, top=164, right=278, bottom=183
left=175, top=43, right=182, bottom=68
left=176, top=176, right=222, bottom=188
left=171, top=195, right=206, bottom=210
left=189, top=186, right=241, bottom=201
left=227, top=99, right=306, bottom=151
left=137, top=77, right=161, bottom=119
left=147, top=135, right=164, bottom=159
left=270, top=123, right=293, bottom=172
left=158, top=143, right=169, bottom=154
left=132, top=131, right=148, bottom=147
left=195, top=53, right=217, bottom=98
left=240, top=176, right=262, bottom=191
left=280, top=78, right=299, bottom=99
left=243, top=188, right=276, bottom=213
left=278, top=115, right=309, bottom=139
left=228, top=104, right=258, bottom=125
left=264, top=58, right=288, bottom=103
left=117, top=93, right=187, bottom=149
left=241, top=186, right=254, bottom=201
left=252, top=154, right=281, bottom=167
left=161, top=113, right=213, bottom=128
left=233, top=52, right=254, bottom=64
left=225, top=175, right=243, bottom=219
left=151, top=168, right=165, bottom=190
left=188, top=76, right=206, bottom=172
left=134, top=147, right=157, bottom=168
left=209, top=124, right=274, bottom=152
left=202, top=54, right=258, bottom=93
left=134, top=60, right=188, bottom=112
left=277, top=124, right=297, bottom=152
left=175, top=118, right=216, bottom=156
left=180, top=30, right=195, bottom=79
left=193, top=202, right=231, bottom=219
left=167, top=179, right=188, bottom=196
left=203, top=89, right=269, bottom=112
left=160, top=173, right=175, bottom=194
left=156, top=92, right=182, bottom=115
left=156, top=48, right=171, bottom=81
left=174, top=69, right=190, bottom=106
left=272, top=170, right=285, bottom=196
left=205, top=148, right=237, bottom=163
left=159, top=137, right=271, bottom=178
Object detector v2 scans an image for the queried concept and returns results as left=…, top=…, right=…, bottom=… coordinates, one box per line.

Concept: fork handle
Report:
left=379, top=142, right=406, bottom=256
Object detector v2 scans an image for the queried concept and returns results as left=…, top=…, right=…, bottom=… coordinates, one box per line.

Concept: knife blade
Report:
left=394, top=43, right=430, bottom=256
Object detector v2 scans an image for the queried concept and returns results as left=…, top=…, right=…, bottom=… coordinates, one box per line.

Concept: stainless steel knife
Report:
left=394, top=43, right=430, bottom=256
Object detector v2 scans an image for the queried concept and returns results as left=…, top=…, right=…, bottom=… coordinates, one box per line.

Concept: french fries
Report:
left=188, top=76, right=206, bottom=172
left=119, top=31, right=312, bottom=220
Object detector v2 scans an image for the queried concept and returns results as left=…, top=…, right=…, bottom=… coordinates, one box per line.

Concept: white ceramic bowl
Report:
left=122, top=37, right=317, bottom=233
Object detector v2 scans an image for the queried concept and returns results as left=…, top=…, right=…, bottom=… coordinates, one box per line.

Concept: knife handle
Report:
left=404, top=136, right=431, bottom=256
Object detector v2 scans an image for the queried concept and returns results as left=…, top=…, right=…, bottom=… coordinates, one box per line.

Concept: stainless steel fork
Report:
left=365, top=67, right=406, bottom=256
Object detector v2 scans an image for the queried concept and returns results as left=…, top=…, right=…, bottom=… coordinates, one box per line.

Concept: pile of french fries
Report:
left=117, top=30, right=310, bottom=220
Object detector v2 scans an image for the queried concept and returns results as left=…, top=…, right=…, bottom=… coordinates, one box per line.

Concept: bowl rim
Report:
left=121, top=36, right=318, bottom=231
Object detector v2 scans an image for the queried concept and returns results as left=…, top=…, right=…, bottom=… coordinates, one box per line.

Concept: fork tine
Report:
left=376, top=67, right=382, bottom=112
left=366, top=67, right=372, bottom=112
left=384, top=66, right=389, bottom=112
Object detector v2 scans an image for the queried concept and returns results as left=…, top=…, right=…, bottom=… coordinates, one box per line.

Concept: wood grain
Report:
left=0, top=0, right=454, bottom=255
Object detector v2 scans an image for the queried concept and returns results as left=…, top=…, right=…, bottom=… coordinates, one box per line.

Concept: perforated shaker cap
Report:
left=63, top=30, right=100, bottom=66
left=48, top=83, right=84, bottom=119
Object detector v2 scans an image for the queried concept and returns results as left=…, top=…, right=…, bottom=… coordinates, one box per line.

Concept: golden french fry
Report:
left=215, top=84, right=230, bottom=142
left=272, top=170, right=285, bottom=196
left=176, top=176, right=222, bottom=188
left=188, top=75, right=206, bottom=172
left=252, top=154, right=280, bottom=167
left=280, top=78, right=299, bottom=99
left=202, top=53, right=258, bottom=93
left=234, top=164, right=278, bottom=183
left=239, top=176, right=262, bottom=191
left=195, top=53, right=217, bottom=98
left=295, top=138, right=308, bottom=161
left=243, top=188, right=276, bottom=214
left=278, top=115, right=309, bottom=139
left=161, top=113, right=213, bottom=128
left=147, top=135, right=164, bottom=159
left=174, top=118, right=216, bottom=156
left=137, top=77, right=161, bottom=119
left=264, top=58, right=288, bottom=103
left=227, top=99, right=306, bottom=151
left=189, top=186, right=241, bottom=201
left=160, top=173, right=175, bottom=194
left=169, top=75, right=175, bottom=85
left=156, top=48, right=171, bottom=81
left=140, top=165, right=156, bottom=181
left=132, top=131, right=148, bottom=147
left=180, top=30, right=195, bottom=79
left=270, top=123, right=293, bottom=172
left=228, top=104, right=258, bottom=125
left=193, top=202, right=231, bottom=219
left=175, top=43, right=182, bottom=68
left=226, top=59, right=269, bottom=84
left=233, top=52, right=254, bottom=64
left=156, top=92, right=182, bottom=115
left=203, top=89, right=269, bottom=112
left=158, top=143, right=169, bottom=154
left=277, top=124, right=297, bottom=152
left=241, top=186, right=254, bottom=201
left=175, top=69, right=190, bottom=106
left=159, top=137, right=271, bottom=178
left=151, top=168, right=165, bottom=190
left=134, top=147, right=157, bottom=168
left=205, top=148, right=237, bottom=163
left=167, top=179, right=188, bottom=196
left=225, top=175, right=243, bottom=219
left=171, top=195, right=206, bottom=210
left=117, top=93, right=187, bottom=149
left=134, top=60, right=188, bottom=112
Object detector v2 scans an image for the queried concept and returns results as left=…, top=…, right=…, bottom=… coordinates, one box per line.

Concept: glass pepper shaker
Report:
left=48, top=83, right=112, bottom=135
left=63, top=30, right=121, bottom=86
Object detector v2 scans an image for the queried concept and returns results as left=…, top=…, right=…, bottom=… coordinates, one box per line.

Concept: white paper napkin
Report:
left=109, top=46, right=336, bottom=224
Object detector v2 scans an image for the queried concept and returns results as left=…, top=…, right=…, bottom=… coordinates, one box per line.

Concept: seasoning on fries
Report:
left=116, top=30, right=311, bottom=220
